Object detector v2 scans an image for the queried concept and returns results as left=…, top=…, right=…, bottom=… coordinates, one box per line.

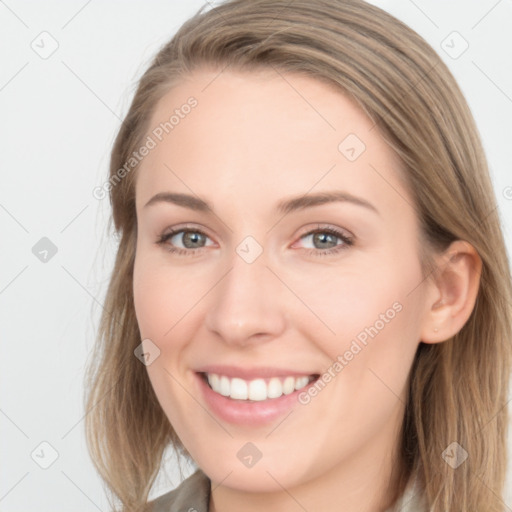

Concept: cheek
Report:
left=132, top=252, right=207, bottom=342
left=293, top=251, right=425, bottom=384
left=284, top=264, right=405, bottom=348
left=132, top=255, right=200, bottom=427
left=291, top=271, right=424, bottom=464
left=132, top=261, right=173, bottom=341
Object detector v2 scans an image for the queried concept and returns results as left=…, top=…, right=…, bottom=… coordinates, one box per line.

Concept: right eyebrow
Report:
left=144, top=192, right=212, bottom=212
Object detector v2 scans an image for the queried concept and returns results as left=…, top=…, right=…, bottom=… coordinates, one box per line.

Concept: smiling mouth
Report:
left=198, top=372, right=319, bottom=401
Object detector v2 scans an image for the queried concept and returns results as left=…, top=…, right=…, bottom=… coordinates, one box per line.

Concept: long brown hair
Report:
left=84, top=1, right=512, bottom=510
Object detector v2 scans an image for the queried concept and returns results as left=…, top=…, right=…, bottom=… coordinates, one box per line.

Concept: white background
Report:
left=1, top=1, right=511, bottom=510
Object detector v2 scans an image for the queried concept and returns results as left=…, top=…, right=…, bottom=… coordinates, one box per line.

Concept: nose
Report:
left=204, top=249, right=287, bottom=347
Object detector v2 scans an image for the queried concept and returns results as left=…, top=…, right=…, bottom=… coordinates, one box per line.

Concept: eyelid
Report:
left=292, top=223, right=353, bottom=245
left=160, top=223, right=217, bottom=242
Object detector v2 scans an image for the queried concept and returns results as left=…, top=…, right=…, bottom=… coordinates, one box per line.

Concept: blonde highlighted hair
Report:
left=85, top=1, right=512, bottom=510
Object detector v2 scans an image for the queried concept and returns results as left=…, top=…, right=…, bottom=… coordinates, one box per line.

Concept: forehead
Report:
left=135, top=68, right=409, bottom=219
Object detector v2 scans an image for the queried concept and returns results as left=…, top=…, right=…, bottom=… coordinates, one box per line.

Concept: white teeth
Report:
left=248, top=379, right=267, bottom=401
left=209, top=373, right=219, bottom=390
left=267, top=377, right=282, bottom=399
left=205, top=373, right=313, bottom=401
left=219, top=375, right=230, bottom=396
left=294, top=376, right=309, bottom=390
left=230, top=378, right=248, bottom=400
left=282, top=376, right=295, bottom=395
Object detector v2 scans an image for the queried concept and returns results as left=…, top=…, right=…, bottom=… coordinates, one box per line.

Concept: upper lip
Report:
left=195, top=365, right=319, bottom=380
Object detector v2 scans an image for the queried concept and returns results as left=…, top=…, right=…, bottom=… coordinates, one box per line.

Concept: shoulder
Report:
left=147, top=469, right=211, bottom=512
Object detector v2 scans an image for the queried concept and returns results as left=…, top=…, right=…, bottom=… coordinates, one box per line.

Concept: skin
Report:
left=132, top=68, right=481, bottom=512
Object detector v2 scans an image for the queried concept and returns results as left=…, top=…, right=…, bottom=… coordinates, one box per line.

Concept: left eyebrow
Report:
left=143, top=190, right=380, bottom=216
left=276, top=190, right=380, bottom=216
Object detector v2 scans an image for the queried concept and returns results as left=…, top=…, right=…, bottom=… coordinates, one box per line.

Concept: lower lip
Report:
left=195, top=373, right=315, bottom=426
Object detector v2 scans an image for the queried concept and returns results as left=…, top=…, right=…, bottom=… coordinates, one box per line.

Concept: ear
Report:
left=420, top=240, right=482, bottom=344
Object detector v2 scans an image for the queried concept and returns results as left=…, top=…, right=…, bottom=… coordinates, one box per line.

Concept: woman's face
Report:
left=133, top=68, right=432, bottom=494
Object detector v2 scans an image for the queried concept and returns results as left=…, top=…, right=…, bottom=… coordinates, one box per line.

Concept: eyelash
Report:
left=155, top=225, right=354, bottom=257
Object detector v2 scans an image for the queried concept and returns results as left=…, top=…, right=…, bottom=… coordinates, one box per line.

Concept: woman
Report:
left=85, top=1, right=512, bottom=510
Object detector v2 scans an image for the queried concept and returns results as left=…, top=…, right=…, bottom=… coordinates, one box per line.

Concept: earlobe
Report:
left=420, top=240, right=482, bottom=344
